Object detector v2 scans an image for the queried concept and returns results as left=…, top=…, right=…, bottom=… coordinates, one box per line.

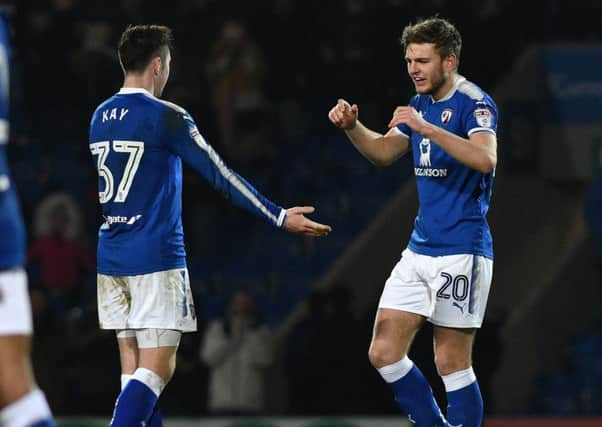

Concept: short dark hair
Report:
left=118, top=25, right=173, bottom=74
left=400, top=17, right=462, bottom=63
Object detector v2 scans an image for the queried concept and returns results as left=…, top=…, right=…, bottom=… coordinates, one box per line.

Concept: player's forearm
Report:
left=344, top=121, right=395, bottom=166
left=421, top=123, right=496, bottom=173
left=177, top=135, right=286, bottom=228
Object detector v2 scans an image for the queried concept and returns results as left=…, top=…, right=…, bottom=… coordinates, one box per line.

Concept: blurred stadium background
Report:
left=4, top=0, right=602, bottom=425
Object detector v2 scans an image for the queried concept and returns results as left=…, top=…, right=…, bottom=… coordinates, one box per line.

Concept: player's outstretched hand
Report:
left=284, top=206, right=332, bottom=237
left=328, top=99, right=358, bottom=130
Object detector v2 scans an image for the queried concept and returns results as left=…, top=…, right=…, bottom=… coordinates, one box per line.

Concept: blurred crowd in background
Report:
left=4, top=0, right=602, bottom=417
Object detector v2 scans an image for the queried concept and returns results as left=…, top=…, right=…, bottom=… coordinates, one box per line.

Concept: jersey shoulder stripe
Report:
left=156, top=98, right=187, bottom=115
left=457, top=80, right=486, bottom=101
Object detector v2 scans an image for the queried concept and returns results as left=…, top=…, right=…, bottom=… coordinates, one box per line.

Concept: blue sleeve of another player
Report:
left=164, top=109, right=287, bottom=228
left=462, top=96, right=498, bottom=137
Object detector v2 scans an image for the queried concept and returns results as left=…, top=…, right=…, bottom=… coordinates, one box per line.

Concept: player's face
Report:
left=154, top=50, right=171, bottom=97
left=405, top=43, right=455, bottom=100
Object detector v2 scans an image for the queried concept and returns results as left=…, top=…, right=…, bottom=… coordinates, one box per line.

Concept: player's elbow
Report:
left=477, top=153, right=497, bottom=174
left=370, top=156, right=393, bottom=167
left=370, top=149, right=401, bottom=167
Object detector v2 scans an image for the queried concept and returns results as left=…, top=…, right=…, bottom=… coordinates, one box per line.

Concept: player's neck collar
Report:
left=118, top=87, right=154, bottom=98
left=430, top=75, right=466, bottom=103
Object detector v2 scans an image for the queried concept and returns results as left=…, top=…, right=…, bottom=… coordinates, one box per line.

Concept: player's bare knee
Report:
left=138, top=353, right=176, bottom=384
left=155, top=362, right=176, bottom=384
left=434, top=352, right=471, bottom=376
left=368, top=341, right=405, bottom=368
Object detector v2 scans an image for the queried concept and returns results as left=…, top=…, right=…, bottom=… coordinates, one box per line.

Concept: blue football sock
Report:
left=442, top=367, right=483, bottom=427
left=378, top=357, right=446, bottom=427
left=28, top=421, right=56, bottom=427
left=148, top=406, right=163, bottom=427
left=110, top=379, right=158, bottom=427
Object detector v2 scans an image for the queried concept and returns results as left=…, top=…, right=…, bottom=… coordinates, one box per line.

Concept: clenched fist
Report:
left=328, top=99, right=359, bottom=130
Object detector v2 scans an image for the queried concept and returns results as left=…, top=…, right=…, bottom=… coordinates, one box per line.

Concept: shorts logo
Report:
left=419, top=138, right=431, bottom=167
left=452, top=301, right=466, bottom=314
left=441, top=108, right=453, bottom=124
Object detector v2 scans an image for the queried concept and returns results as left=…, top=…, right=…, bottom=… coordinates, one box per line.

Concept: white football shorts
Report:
left=0, top=268, right=33, bottom=335
left=378, top=248, right=493, bottom=328
left=97, top=268, right=197, bottom=332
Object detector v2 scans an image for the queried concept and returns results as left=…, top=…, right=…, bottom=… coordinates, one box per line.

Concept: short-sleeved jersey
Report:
left=0, top=15, right=26, bottom=270
left=89, top=88, right=286, bottom=276
left=396, top=76, right=498, bottom=259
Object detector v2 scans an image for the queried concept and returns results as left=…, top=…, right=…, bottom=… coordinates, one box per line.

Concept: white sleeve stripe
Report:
left=277, top=208, right=286, bottom=228
left=191, top=129, right=280, bottom=225
left=0, top=119, right=8, bottom=144
left=468, top=127, right=496, bottom=136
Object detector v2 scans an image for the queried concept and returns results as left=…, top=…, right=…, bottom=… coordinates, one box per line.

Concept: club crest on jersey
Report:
left=474, top=108, right=492, bottom=128
left=419, top=138, right=431, bottom=167
left=441, top=108, right=453, bottom=124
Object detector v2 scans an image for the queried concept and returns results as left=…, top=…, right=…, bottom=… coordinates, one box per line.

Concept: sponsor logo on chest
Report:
left=415, top=137, right=448, bottom=178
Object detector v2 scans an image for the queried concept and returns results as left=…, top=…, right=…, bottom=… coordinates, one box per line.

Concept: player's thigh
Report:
left=378, top=249, right=434, bottom=318
left=99, top=268, right=197, bottom=333
left=0, top=268, right=33, bottom=336
left=433, top=325, right=476, bottom=376
left=128, top=268, right=197, bottom=332
left=136, top=329, right=182, bottom=383
left=97, top=274, right=130, bottom=330
left=427, top=254, right=493, bottom=329
left=0, top=335, right=32, bottom=407
left=0, top=268, right=34, bottom=406
left=369, top=308, right=425, bottom=367
left=117, top=331, right=139, bottom=374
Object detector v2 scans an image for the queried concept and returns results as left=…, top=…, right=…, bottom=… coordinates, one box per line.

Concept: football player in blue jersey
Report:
left=89, top=25, right=331, bottom=427
left=329, top=17, right=497, bottom=427
left=0, top=12, right=55, bottom=427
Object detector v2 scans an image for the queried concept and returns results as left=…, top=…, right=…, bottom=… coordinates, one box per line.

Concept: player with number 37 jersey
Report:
left=90, top=26, right=330, bottom=427
left=90, top=90, right=289, bottom=276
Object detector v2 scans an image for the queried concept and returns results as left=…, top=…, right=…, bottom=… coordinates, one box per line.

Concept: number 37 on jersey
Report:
left=90, top=140, right=144, bottom=204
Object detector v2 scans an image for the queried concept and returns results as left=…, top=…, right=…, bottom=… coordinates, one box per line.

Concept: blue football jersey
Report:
left=0, top=15, right=26, bottom=270
left=396, top=76, right=498, bottom=259
left=89, top=88, right=286, bottom=275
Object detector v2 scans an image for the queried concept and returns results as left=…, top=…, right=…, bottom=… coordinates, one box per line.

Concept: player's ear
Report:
left=445, top=53, right=457, bottom=72
left=151, top=56, right=162, bottom=76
